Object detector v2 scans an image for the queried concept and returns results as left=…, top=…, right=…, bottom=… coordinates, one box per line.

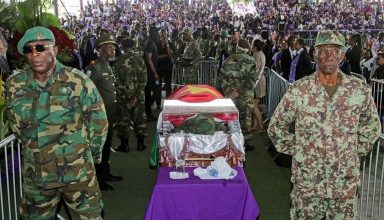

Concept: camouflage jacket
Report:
left=268, top=72, right=381, bottom=198
left=219, top=52, right=259, bottom=101
left=183, top=40, right=202, bottom=62
left=113, top=50, right=147, bottom=99
left=6, top=61, right=108, bottom=188
left=198, top=38, right=211, bottom=57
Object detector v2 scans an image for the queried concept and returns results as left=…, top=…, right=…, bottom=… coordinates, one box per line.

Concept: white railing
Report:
left=261, top=68, right=291, bottom=121
left=360, top=78, right=384, bottom=219
left=0, top=134, right=22, bottom=220
left=172, top=57, right=218, bottom=87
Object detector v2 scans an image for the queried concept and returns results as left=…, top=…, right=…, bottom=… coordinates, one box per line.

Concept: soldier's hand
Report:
left=128, top=96, right=138, bottom=108
left=154, top=73, right=160, bottom=81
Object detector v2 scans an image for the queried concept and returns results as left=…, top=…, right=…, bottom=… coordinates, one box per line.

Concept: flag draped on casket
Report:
left=166, top=85, right=238, bottom=126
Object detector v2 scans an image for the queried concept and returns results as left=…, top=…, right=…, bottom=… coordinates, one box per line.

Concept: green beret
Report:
left=17, top=26, right=55, bottom=55
left=314, top=30, right=346, bottom=48
left=95, top=34, right=117, bottom=49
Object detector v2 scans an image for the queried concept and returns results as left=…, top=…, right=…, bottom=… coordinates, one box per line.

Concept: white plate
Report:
left=194, top=168, right=238, bottom=180
left=169, top=172, right=189, bottom=179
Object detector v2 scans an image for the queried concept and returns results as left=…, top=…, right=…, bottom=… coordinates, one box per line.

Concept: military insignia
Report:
left=36, top=32, right=45, bottom=40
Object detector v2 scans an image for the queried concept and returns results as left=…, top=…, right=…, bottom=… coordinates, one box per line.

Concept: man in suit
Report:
left=288, top=38, right=314, bottom=83
left=280, top=36, right=297, bottom=81
left=260, top=30, right=273, bottom=69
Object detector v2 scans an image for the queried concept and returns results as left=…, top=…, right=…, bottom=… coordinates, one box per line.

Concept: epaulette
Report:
left=66, top=66, right=88, bottom=79
left=6, top=68, right=27, bottom=82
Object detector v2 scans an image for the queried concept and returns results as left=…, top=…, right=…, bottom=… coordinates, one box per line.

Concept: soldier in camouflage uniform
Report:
left=114, top=38, right=147, bottom=152
left=182, top=28, right=202, bottom=85
left=87, top=34, right=123, bottom=191
left=6, top=27, right=108, bottom=219
left=199, top=27, right=211, bottom=57
left=268, top=30, right=381, bottom=219
left=219, top=39, right=259, bottom=151
left=170, top=29, right=185, bottom=59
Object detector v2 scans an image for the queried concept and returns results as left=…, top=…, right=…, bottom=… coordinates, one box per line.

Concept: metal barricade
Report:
left=359, top=79, right=384, bottom=219
left=172, top=57, right=218, bottom=88
left=351, top=72, right=367, bottom=83
left=198, top=57, right=218, bottom=87
left=262, top=68, right=291, bottom=121
left=0, top=134, right=22, bottom=220
left=172, top=59, right=185, bottom=87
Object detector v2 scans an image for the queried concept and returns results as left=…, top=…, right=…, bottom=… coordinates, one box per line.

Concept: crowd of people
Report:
left=0, top=0, right=384, bottom=219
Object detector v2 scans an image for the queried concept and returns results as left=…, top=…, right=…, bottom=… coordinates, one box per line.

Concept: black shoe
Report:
left=115, top=137, right=130, bottom=152
left=147, top=114, right=157, bottom=122
left=138, top=144, right=147, bottom=151
left=99, top=181, right=114, bottom=191
left=104, top=173, right=124, bottom=182
left=115, top=144, right=129, bottom=152
left=244, top=142, right=255, bottom=152
left=137, top=136, right=147, bottom=151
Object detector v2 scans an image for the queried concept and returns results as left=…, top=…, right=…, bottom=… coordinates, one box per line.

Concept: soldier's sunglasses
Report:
left=23, top=44, right=55, bottom=54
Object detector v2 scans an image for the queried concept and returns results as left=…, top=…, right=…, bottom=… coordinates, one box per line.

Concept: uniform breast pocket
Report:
left=48, top=96, right=78, bottom=125
left=338, top=106, right=359, bottom=134
left=7, top=96, right=33, bottom=128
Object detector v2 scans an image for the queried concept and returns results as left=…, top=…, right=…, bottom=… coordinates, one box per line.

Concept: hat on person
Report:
left=229, top=27, right=239, bottom=35
left=17, top=26, right=55, bottom=55
left=181, top=28, right=191, bottom=35
left=220, top=30, right=229, bottom=38
left=95, top=34, right=117, bottom=49
left=314, top=30, right=346, bottom=48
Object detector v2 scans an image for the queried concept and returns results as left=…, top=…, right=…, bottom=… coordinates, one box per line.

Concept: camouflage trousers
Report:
left=20, top=177, right=103, bottom=220
left=116, top=100, right=147, bottom=138
left=233, top=97, right=253, bottom=140
left=183, top=64, right=198, bottom=85
left=290, top=188, right=357, bottom=220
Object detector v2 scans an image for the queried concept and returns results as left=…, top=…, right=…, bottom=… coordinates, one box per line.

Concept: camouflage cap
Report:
left=17, top=26, right=55, bottom=55
left=314, top=30, right=346, bottom=48
left=96, top=34, right=117, bottom=49
left=220, top=30, right=229, bottom=38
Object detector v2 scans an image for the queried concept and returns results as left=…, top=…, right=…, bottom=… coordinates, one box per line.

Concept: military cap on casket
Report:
left=314, top=30, right=346, bottom=48
left=17, top=26, right=55, bottom=55
left=95, top=34, right=117, bottom=49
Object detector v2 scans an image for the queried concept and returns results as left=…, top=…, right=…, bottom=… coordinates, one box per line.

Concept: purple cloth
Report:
left=144, top=166, right=259, bottom=220
left=289, top=51, right=301, bottom=83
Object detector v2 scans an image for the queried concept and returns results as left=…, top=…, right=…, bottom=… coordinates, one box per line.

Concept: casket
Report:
left=157, top=97, right=245, bottom=167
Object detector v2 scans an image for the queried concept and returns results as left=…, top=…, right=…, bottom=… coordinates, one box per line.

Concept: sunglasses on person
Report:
left=23, top=44, right=55, bottom=54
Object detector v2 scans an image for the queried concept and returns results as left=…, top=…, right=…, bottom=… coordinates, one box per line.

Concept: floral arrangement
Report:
left=6, top=0, right=75, bottom=69
left=48, top=26, right=75, bottom=64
